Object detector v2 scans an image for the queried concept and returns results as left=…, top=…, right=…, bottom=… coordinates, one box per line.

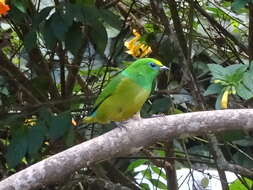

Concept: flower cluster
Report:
left=124, top=29, right=152, bottom=58
left=0, top=0, right=10, bottom=15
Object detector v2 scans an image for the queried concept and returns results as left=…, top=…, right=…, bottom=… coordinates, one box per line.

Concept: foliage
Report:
left=204, top=64, right=253, bottom=109
left=0, top=0, right=253, bottom=189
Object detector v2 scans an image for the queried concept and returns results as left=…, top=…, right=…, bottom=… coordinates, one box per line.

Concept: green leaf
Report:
left=151, top=166, right=166, bottom=179
left=233, top=151, right=253, bottom=168
left=204, top=84, right=223, bottom=96
left=142, top=168, right=152, bottom=180
left=215, top=91, right=223, bottom=109
left=140, top=183, right=150, bottom=189
left=229, top=178, right=253, bottom=190
left=41, top=19, right=57, bottom=50
left=60, top=3, right=75, bottom=27
left=232, top=0, right=250, bottom=11
left=235, top=83, right=253, bottom=100
left=65, top=23, right=83, bottom=55
left=150, top=179, right=167, bottom=189
left=224, top=64, right=247, bottom=75
left=151, top=97, right=171, bottom=113
left=12, top=0, right=28, bottom=13
left=224, top=64, right=247, bottom=82
left=50, top=12, right=69, bottom=41
left=6, top=126, right=28, bottom=168
left=207, top=64, right=226, bottom=80
left=27, top=121, right=46, bottom=155
left=64, top=127, right=75, bottom=147
left=127, top=159, right=147, bottom=171
left=100, top=10, right=122, bottom=29
left=89, top=21, right=108, bottom=54
left=219, top=130, right=246, bottom=142
left=76, top=0, right=96, bottom=6
left=243, top=72, right=253, bottom=92
left=24, top=31, right=37, bottom=51
left=233, top=137, right=253, bottom=147
left=82, top=6, right=100, bottom=23
left=48, top=112, right=72, bottom=140
left=8, top=6, right=26, bottom=24
left=33, top=6, right=54, bottom=29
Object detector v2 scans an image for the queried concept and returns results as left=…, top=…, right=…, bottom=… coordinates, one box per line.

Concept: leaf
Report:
left=142, top=168, right=152, bottom=180
left=224, top=64, right=247, bottom=74
left=150, top=179, right=167, bottom=189
left=100, top=10, right=122, bottom=29
left=33, top=6, right=54, bottom=29
left=41, top=19, right=57, bottom=50
left=204, top=84, right=223, bottom=96
left=50, top=12, right=69, bottom=41
left=207, top=64, right=226, bottom=80
left=233, top=151, right=253, bottom=168
left=224, top=64, right=247, bottom=82
left=6, top=126, right=28, bottom=168
left=229, top=178, right=253, bottom=190
left=151, top=97, right=171, bottom=113
left=27, top=121, right=47, bottom=155
left=76, top=0, right=95, bottom=6
left=215, top=92, right=223, bottom=110
left=235, top=83, right=253, bottom=100
left=127, top=159, right=147, bottom=171
left=12, top=0, right=28, bottom=13
left=64, top=127, right=75, bottom=147
left=243, top=72, right=253, bottom=92
left=24, top=30, right=37, bottom=51
left=60, top=3, right=75, bottom=27
left=47, top=112, right=72, bottom=140
left=151, top=166, right=166, bottom=179
left=65, top=23, right=83, bottom=55
left=140, top=183, right=150, bottom=189
left=219, top=130, right=246, bottom=142
left=89, top=21, right=108, bottom=55
left=232, top=0, right=250, bottom=11
left=233, top=137, right=253, bottom=147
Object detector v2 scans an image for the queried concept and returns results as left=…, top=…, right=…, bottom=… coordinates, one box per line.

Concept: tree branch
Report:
left=1, top=109, right=253, bottom=190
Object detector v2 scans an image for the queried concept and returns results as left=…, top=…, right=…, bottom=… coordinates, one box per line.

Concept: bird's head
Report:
left=127, top=58, right=169, bottom=76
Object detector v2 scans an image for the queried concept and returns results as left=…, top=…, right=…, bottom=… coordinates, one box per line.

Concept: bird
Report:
left=83, top=58, right=169, bottom=124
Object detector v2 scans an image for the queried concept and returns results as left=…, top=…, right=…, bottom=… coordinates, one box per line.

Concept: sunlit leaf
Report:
left=127, top=159, right=147, bottom=171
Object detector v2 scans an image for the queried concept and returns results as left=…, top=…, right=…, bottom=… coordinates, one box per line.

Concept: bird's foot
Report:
left=151, top=113, right=166, bottom=118
left=114, top=121, right=128, bottom=130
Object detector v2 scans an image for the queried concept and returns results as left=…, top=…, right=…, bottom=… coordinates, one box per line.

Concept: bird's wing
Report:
left=92, top=73, right=125, bottom=112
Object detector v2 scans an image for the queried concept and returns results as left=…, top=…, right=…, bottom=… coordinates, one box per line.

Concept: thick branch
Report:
left=1, top=109, right=253, bottom=190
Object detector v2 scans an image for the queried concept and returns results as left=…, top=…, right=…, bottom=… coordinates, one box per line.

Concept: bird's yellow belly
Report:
left=95, top=81, right=150, bottom=123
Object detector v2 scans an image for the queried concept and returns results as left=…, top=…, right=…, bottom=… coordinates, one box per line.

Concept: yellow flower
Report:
left=124, top=29, right=152, bottom=58
left=0, top=0, right=10, bottom=15
left=24, top=118, right=37, bottom=127
left=221, top=89, right=229, bottom=109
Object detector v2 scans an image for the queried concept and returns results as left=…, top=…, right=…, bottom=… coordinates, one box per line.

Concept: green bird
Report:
left=84, top=58, right=168, bottom=124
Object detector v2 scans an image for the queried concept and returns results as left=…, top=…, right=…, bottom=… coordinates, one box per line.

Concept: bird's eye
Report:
left=149, top=62, right=157, bottom=68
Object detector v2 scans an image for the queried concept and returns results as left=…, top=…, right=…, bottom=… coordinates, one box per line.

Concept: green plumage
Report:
left=84, top=58, right=168, bottom=124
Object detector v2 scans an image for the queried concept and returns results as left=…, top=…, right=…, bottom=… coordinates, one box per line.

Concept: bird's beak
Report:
left=160, top=66, right=169, bottom=71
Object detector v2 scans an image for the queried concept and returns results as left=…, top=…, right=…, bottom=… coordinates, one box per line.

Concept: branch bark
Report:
left=1, top=109, right=253, bottom=190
